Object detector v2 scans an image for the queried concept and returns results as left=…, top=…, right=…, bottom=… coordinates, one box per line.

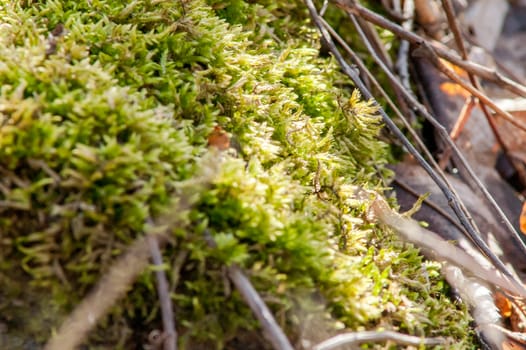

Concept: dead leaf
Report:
left=520, top=202, right=526, bottom=235
left=496, top=291, right=513, bottom=318
left=207, top=125, right=230, bottom=150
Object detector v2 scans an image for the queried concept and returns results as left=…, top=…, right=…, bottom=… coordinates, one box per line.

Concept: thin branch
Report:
left=413, top=43, right=526, bottom=132
left=319, top=18, right=441, bottom=180
left=313, top=330, right=445, bottom=350
left=203, top=229, right=294, bottom=350
left=333, top=0, right=526, bottom=98
left=227, top=265, right=294, bottom=350
left=345, top=9, right=519, bottom=280
left=342, top=8, right=526, bottom=276
left=420, top=1, right=526, bottom=184
left=45, top=234, right=162, bottom=350
left=362, top=189, right=526, bottom=297
left=393, top=178, right=469, bottom=236
left=305, top=0, right=525, bottom=285
left=147, top=234, right=177, bottom=350
left=395, top=0, right=415, bottom=93
left=440, top=0, right=467, bottom=59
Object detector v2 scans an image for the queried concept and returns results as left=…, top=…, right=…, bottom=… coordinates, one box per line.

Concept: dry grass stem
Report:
left=313, top=330, right=445, bottom=350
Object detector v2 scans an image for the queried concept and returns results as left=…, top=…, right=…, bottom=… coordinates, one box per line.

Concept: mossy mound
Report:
left=0, top=0, right=474, bottom=348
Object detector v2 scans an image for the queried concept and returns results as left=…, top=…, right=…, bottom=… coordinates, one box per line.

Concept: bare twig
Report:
left=395, top=0, right=415, bottom=93
left=319, top=18, right=442, bottom=179
left=305, top=0, right=526, bottom=286
left=203, top=230, right=294, bottom=350
left=333, top=0, right=526, bottom=97
left=227, top=265, right=294, bottom=350
left=44, top=234, right=163, bottom=350
left=147, top=234, right=177, bottom=350
left=345, top=9, right=520, bottom=280
left=313, top=330, right=445, bottom=350
left=393, top=178, right=469, bottom=236
left=362, top=189, right=526, bottom=297
left=413, top=43, right=526, bottom=132
left=440, top=0, right=466, bottom=58
left=342, top=8, right=526, bottom=274
left=443, top=265, right=504, bottom=348
left=423, top=1, right=526, bottom=183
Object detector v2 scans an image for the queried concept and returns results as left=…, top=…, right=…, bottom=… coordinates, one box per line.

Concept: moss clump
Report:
left=0, top=0, right=474, bottom=348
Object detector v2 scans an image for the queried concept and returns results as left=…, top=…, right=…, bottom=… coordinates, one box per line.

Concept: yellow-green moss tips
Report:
left=0, top=0, right=474, bottom=348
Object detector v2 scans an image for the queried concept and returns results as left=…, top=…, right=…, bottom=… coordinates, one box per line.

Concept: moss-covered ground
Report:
left=0, top=0, right=475, bottom=348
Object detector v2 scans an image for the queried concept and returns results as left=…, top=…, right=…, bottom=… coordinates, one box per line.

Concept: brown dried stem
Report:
left=44, top=234, right=163, bottom=350
left=227, top=265, right=294, bottom=350
left=203, top=229, right=294, bottom=350
left=319, top=17, right=438, bottom=173
left=147, top=234, right=177, bottom=350
left=333, top=0, right=526, bottom=97
left=306, top=0, right=526, bottom=285
left=344, top=10, right=495, bottom=268
left=342, top=10, right=526, bottom=271
left=313, top=330, right=445, bottom=350
left=439, top=0, right=526, bottom=184
left=413, top=43, right=526, bottom=132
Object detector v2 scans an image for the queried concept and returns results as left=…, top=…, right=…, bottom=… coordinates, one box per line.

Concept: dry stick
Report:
left=463, top=34, right=526, bottom=86
left=332, top=0, right=526, bottom=98
left=325, top=16, right=465, bottom=236
left=415, top=42, right=526, bottom=184
left=413, top=44, right=526, bottom=132
left=147, top=235, right=177, bottom=350
left=393, top=178, right=470, bottom=236
left=344, top=10, right=513, bottom=278
left=319, top=18, right=447, bottom=185
left=306, top=0, right=522, bottom=285
left=439, top=0, right=526, bottom=185
left=45, top=234, right=158, bottom=350
left=395, top=0, right=415, bottom=92
left=363, top=190, right=526, bottom=297
left=203, top=230, right=294, bottom=350
left=313, top=330, right=445, bottom=350
left=343, top=9, right=526, bottom=275
left=351, top=2, right=413, bottom=119
left=341, top=8, right=480, bottom=237
left=438, top=97, right=476, bottom=170
left=227, top=265, right=294, bottom=350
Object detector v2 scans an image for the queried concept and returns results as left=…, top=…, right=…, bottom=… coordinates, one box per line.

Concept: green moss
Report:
left=0, top=0, right=474, bottom=348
